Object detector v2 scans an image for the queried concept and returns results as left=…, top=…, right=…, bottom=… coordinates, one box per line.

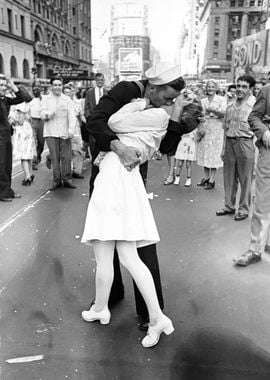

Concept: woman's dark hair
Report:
left=228, top=84, right=236, bottom=91
left=50, top=76, right=63, bottom=85
left=165, top=76, right=186, bottom=92
left=237, top=75, right=256, bottom=89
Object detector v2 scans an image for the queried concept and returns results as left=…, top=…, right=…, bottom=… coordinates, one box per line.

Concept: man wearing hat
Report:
left=0, top=75, right=31, bottom=201
left=85, top=62, right=200, bottom=329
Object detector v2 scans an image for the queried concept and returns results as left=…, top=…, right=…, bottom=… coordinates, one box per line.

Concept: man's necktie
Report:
left=98, top=87, right=102, bottom=101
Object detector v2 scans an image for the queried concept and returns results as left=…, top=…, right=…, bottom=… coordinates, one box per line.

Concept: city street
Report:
left=1, top=157, right=270, bottom=380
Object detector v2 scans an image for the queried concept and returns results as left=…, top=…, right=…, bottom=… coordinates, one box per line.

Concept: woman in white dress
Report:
left=81, top=98, right=174, bottom=348
left=12, top=103, right=36, bottom=185
left=196, top=80, right=227, bottom=189
left=173, top=129, right=197, bottom=187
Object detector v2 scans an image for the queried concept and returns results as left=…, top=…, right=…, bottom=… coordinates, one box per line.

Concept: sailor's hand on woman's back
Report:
left=110, top=140, right=142, bottom=171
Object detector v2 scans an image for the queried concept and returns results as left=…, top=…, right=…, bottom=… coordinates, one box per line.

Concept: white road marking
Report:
left=0, top=190, right=50, bottom=234
left=6, top=355, right=44, bottom=364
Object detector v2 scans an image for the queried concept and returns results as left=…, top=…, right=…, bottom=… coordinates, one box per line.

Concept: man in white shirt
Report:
left=63, top=84, right=84, bottom=179
left=29, top=80, right=44, bottom=170
left=84, top=73, right=108, bottom=159
left=41, top=77, right=76, bottom=190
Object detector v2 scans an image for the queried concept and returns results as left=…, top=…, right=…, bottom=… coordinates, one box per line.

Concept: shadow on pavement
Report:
left=170, top=327, right=270, bottom=379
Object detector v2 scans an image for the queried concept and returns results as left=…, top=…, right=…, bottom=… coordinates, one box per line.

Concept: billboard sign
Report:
left=119, top=48, right=142, bottom=72
left=232, top=30, right=270, bottom=75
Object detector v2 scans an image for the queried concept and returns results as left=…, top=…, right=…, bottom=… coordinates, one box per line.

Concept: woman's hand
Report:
left=6, top=77, right=18, bottom=93
left=170, top=93, right=185, bottom=122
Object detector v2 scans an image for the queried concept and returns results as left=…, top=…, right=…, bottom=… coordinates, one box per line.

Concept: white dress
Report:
left=174, top=130, right=197, bottom=161
left=81, top=99, right=169, bottom=248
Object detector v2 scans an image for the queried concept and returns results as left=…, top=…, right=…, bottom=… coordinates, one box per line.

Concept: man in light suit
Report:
left=84, top=73, right=108, bottom=159
left=234, top=84, right=270, bottom=266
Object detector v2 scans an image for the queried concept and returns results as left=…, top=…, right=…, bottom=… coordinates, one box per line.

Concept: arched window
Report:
left=0, top=54, right=4, bottom=74
left=23, top=59, right=30, bottom=79
left=65, top=41, right=72, bottom=56
left=10, top=56, right=18, bottom=77
left=51, top=33, right=59, bottom=51
left=34, top=25, right=43, bottom=43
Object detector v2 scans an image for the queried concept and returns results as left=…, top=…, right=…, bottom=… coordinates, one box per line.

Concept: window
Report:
left=230, top=0, right=236, bottom=6
left=250, top=0, right=255, bottom=5
left=215, top=17, right=220, bottom=25
left=216, top=0, right=221, bottom=7
left=7, top=8, right=12, bottom=33
left=238, top=0, right=244, bottom=6
left=0, top=54, right=4, bottom=74
left=232, top=15, right=239, bottom=23
left=21, top=15, right=25, bottom=37
left=23, top=59, right=30, bottom=79
left=10, top=56, right=18, bottom=77
left=72, top=7, right=76, bottom=16
left=73, top=26, right=76, bottom=34
left=1, top=8, right=4, bottom=24
left=214, top=40, right=219, bottom=47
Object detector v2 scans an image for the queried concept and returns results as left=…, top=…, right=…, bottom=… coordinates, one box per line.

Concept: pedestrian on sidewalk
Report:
left=234, top=83, right=270, bottom=266
left=41, top=77, right=77, bottom=191
left=84, top=73, right=108, bottom=161
left=216, top=74, right=256, bottom=222
left=29, top=80, right=45, bottom=171
left=173, top=130, right=197, bottom=187
left=196, top=79, right=227, bottom=189
left=13, top=103, right=36, bottom=186
left=85, top=62, right=200, bottom=333
left=173, top=89, right=198, bottom=187
left=162, top=91, right=203, bottom=186
left=63, top=84, right=84, bottom=179
left=0, top=75, right=31, bottom=201
left=81, top=98, right=174, bottom=348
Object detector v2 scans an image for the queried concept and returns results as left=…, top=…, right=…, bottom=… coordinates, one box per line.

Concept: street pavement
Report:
left=1, top=156, right=270, bottom=380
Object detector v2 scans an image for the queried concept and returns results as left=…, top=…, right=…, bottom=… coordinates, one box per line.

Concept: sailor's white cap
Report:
left=145, top=62, right=182, bottom=85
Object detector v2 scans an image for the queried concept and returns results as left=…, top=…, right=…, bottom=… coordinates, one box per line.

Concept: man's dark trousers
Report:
left=90, top=163, right=164, bottom=318
left=0, top=138, right=13, bottom=199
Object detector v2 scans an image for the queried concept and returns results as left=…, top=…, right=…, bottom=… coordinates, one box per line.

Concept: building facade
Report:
left=109, top=1, right=150, bottom=84
left=0, top=0, right=93, bottom=86
left=179, top=0, right=205, bottom=82
left=0, top=0, right=33, bottom=85
left=197, top=0, right=265, bottom=81
left=32, top=0, right=93, bottom=84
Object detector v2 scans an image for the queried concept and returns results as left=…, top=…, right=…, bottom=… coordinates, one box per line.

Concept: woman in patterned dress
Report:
left=196, top=80, right=227, bottom=189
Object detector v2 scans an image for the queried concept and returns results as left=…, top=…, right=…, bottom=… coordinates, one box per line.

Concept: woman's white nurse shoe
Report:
left=81, top=306, right=111, bottom=325
left=141, top=314, right=174, bottom=348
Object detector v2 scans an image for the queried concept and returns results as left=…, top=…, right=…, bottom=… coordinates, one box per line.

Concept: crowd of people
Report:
left=1, top=64, right=270, bottom=349
left=0, top=72, right=106, bottom=199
